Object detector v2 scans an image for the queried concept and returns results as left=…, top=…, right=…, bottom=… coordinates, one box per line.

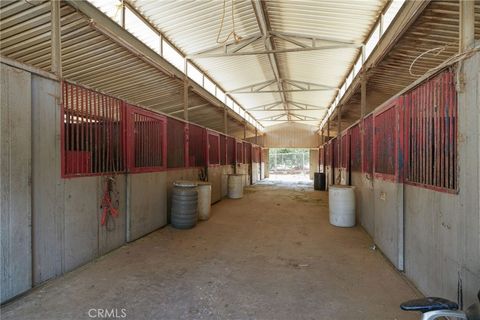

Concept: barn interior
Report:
left=1, top=0, right=479, bottom=319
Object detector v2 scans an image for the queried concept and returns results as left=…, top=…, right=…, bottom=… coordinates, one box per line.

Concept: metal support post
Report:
left=51, top=0, right=62, bottom=77
left=459, top=0, right=475, bottom=52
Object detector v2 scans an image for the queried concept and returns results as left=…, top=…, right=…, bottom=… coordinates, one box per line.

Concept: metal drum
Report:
left=171, top=181, right=198, bottom=229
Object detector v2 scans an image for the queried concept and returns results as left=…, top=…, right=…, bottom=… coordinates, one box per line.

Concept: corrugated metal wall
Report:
left=0, top=63, right=32, bottom=303
left=324, top=58, right=480, bottom=305
left=1, top=61, right=254, bottom=303
left=262, top=122, right=319, bottom=148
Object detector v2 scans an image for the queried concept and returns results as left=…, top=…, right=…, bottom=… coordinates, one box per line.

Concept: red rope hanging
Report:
left=101, top=176, right=119, bottom=227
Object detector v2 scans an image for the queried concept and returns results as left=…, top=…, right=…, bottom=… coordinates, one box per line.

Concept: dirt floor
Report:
left=1, top=179, right=421, bottom=320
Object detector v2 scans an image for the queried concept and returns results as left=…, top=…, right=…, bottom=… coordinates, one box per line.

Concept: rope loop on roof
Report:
left=216, top=0, right=241, bottom=45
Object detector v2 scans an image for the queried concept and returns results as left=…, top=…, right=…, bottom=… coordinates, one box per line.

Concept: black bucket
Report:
left=314, top=172, right=326, bottom=191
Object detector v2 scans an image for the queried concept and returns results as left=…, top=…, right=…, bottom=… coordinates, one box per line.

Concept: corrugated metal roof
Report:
left=129, top=0, right=281, bottom=123
left=0, top=1, right=183, bottom=109
left=266, top=0, right=385, bottom=40
left=128, top=0, right=387, bottom=127
left=131, top=0, right=260, bottom=54
left=334, top=0, right=480, bottom=135
left=0, top=0, right=255, bottom=138
left=5, top=0, right=440, bottom=131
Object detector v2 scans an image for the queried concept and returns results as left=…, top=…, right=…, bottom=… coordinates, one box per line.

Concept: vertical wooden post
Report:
left=224, top=106, right=228, bottom=135
left=459, top=0, right=475, bottom=52
left=121, top=0, right=126, bottom=28
left=183, top=82, right=189, bottom=121
left=51, top=0, right=62, bottom=78
left=327, top=119, right=330, bottom=142
left=183, top=59, right=189, bottom=121
left=361, top=73, right=367, bottom=119
left=359, top=70, right=367, bottom=174
left=338, top=106, right=342, bottom=175
left=243, top=121, right=247, bottom=140
left=360, top=73, right=367, bottom=173
left=337, top=106, right=342, bottom=137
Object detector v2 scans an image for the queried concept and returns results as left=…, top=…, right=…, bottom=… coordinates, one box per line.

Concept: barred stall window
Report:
left=126, top=105, right=166, bottom=172
left=236, top=141, right=243, bottom=163
left=188, top=124, right=206, bottom=167
left=244, top=142, right=252, bottom=164
left=220, top=135, right=227, bottom=165
left=404, top=70, right=457, bottom=191
left=374, top=106, right=397, bottom=176
left=362, top=115, right=374, bottom=174
left=62, top=82, right=125, bottom=177
left=167, top=117, right=186, bottom=168
left=350, top=124, right=361, bottom=172
left=226, top=137, right=236, bottom=165
left=207, top=132, right=220, bottom=165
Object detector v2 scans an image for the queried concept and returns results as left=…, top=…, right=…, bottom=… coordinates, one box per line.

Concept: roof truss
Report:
left=187, top=31, right=361, bottom=59
left=259, top=112, right=320, bottom=121
left=227, top=79, right=337, bottom=94
left=247, top=100, right=327, bottom=111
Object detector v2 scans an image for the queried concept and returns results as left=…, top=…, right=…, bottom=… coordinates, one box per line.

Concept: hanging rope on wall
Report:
left=100, top=176, right=119, bottom=231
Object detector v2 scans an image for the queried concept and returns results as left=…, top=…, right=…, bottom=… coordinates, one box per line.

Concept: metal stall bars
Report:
left=404, top=70, right=457, bottom=193
left=350, top=122, right=362, bottom=173
left=226, top=136, right=236, bottom=166
left=207, top=131, right=220, bottom=166
left=243, top=142, right=252, bottom=164
left=373, top=97, right=403, bottom=182
left=125, top=104, right=167, bottom=173
left=62, top=81, right=125, bottom=177
left=188, top=123, right=207, bottom=168
left=219, top=134, right=227, bottom=165
left=167, top=117, right=187, bottom=169
left=362, top=114, right=374, bottom=177
left=371, top=97, right=405, bottom=271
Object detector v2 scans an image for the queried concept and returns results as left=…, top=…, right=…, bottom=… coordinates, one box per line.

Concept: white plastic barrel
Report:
left=228, top=174, right=244, bottom=199
left=197, top=182, right=212, bottom=221
left=328, top=185, right=356, bottom=227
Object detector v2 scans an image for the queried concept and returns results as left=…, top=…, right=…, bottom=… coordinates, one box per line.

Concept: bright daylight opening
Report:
left=268, top=148, right=311, bottom=182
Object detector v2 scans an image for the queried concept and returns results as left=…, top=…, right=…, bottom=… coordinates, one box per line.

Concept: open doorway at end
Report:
left=268, top=148, right=311, bottom=182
